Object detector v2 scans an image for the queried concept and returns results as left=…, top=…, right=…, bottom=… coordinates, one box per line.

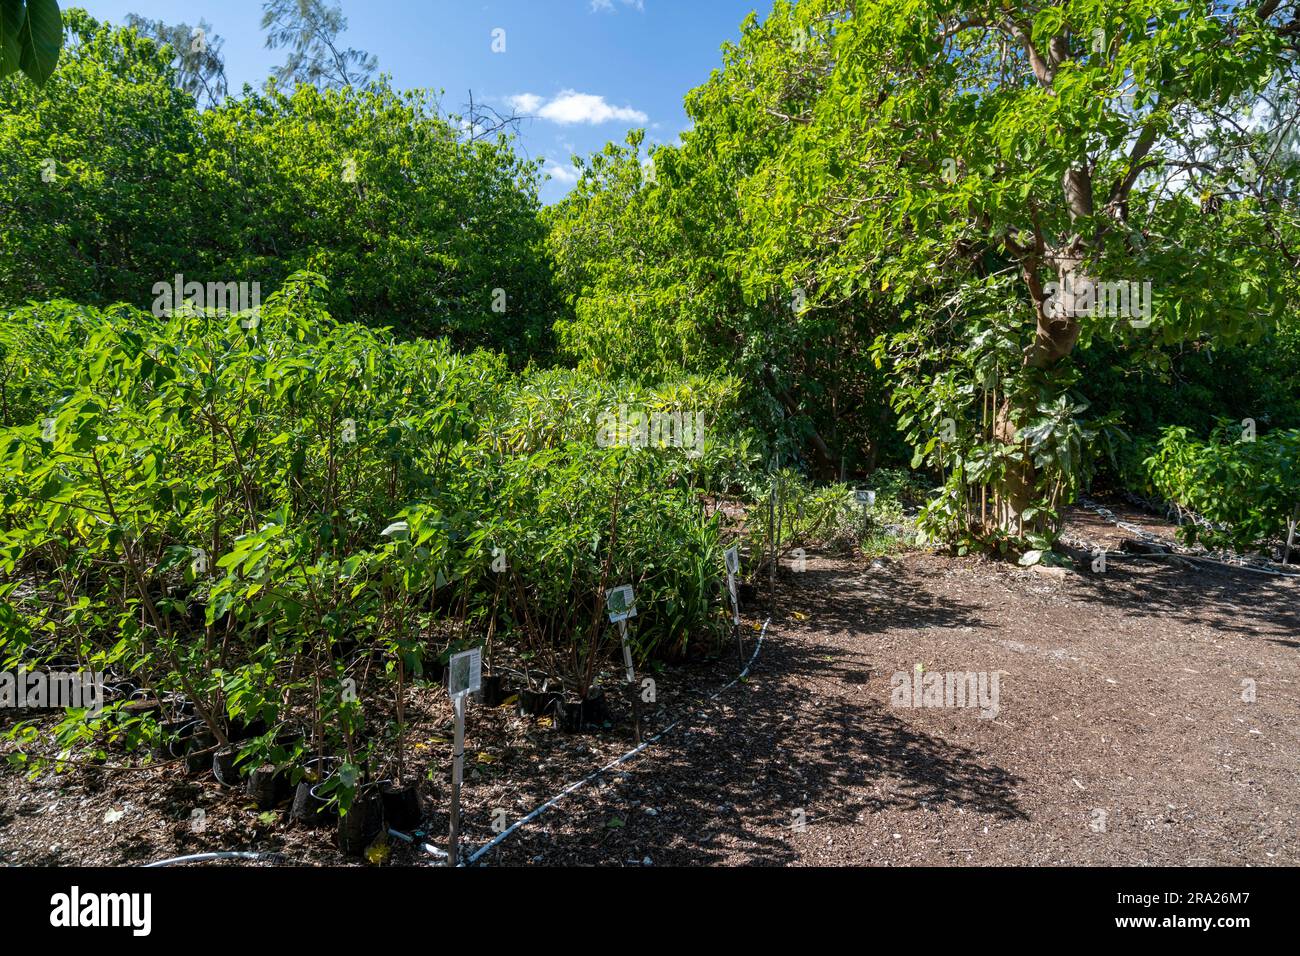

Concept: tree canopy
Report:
left=0, top=9, right=557, bottom=361
left=5, top=0, right=1300, bottom=549
left=549, top=0, right=1300, bottom=546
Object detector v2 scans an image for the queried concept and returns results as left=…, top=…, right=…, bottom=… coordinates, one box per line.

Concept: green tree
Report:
left=551, top=0, right=1300, bottom=546
left=0, top=8, right=202, bottom=306
left=1, top=13, right=558, bottom=361
left=125, top=13, right=228, bottom=109
left=735, top=1, right=1291, bottom=539
left=260, top=0, right=376, bottom=90
left=197, top=80, right=559, bottom=357
left=548, top=117, right=902, bottom=477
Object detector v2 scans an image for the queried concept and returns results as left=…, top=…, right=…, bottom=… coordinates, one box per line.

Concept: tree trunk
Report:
left=990, top=257, right=1085, bottom=534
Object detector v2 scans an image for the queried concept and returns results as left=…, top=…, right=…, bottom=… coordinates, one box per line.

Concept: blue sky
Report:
left=78, top=0, right=768, bottom=202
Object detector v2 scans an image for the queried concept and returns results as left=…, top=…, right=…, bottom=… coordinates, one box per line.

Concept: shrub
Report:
left=0, top=276, right=734, bottom=794
left=1145, top=424, right=1300, bottom=553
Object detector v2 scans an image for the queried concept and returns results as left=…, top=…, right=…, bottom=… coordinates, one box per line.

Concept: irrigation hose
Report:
left=460, top=615, right=772, bottom=867
left=144, top=850, right=284, bottom=867
left=1076, top=497, right=1300, bottom=579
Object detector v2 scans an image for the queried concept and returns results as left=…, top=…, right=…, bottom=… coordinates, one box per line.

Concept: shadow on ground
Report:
left=478, top=560, right=1024, bottom=865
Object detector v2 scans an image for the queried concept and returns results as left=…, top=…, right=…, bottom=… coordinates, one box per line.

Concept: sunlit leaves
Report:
left=0, top=283, right=734, bottom=772
left=1147, top=424, right=1300, bottom=552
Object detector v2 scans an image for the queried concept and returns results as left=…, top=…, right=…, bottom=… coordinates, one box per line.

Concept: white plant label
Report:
left=448, top=648, right=481, bottom=699
left=724, top=546, right=740, bottom=624
left=855, top=489, right=876, bottom=507
left=606, top=584, right=637, bottom=623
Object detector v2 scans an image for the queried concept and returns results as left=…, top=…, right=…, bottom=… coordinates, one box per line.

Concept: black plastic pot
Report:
left=122, top=691, right=160, bottom=716
left=581, top=687, right=610, bottom=725
left=480, top=674, right=508, bottom=708
left=292, top=781, right=332, bottom=827
left=156, top=718, right=195, bottom=760
left=553, top=687, right=611, bottom=733
left=290, top=758, right=339, bottom=827
left=228, top=716, right=268, bottom=742
left=103, top=680, right=137, bottom=702
left=517, top=688, right=563, bottom=717
left=299, top=756, right=338, bottom=783
left=184, top=730, right=217, bottom=774
left=212, top=747, right=241, bottom=787
left=336, top=792, right=384, bottom=857
left=246, top=764, right=291, bottom=810
left=379, top=781, right=422, bottom=831
left=420, top=653, right=445, bottom=684
left=553, top=699, right=584, bottom=732
left=166, top=718, right=213, bottom=773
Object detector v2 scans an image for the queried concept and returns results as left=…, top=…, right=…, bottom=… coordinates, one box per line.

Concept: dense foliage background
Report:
left=0, top=9, right=559, bottom=361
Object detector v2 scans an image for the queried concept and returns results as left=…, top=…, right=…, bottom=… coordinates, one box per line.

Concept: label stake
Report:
left=445, top=647, right=481, bottom=866
left=606, top=586, right=640, bottom=746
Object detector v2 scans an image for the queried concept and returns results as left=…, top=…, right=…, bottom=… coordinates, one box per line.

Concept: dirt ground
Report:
left=3, top=502, right=1298, bottom=866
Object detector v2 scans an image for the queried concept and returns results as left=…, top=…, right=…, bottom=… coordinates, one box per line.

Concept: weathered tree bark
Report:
left=994, top=257, right=1088, bottom=528
left=991, top=241, right=1088, bottom=533
left=943, top=8, right=1293, bottom=540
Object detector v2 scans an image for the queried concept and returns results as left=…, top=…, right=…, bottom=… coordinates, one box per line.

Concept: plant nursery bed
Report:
left=0, top=619, right=754, bottom=866
left=2, top=502, right=1298, bottom=866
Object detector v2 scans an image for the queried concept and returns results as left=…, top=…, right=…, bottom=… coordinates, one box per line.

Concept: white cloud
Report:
left=510, top=90, right=648, bottom=126
left=544, top=161, right=579, bottom=184
left=590, top=0, right=644, bottom=12
left=507, top=93, right=543, bottom=114
left=527, top=90, right=647, bottom=125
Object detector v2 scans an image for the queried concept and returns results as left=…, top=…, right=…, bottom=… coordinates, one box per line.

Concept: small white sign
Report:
left=448, top=648, right=482, bottom=699
left=855, top=489, right=876, bottom=507
left=723, top=546, right=740, bottom=624
left=606, top=585, right=637, bottom=623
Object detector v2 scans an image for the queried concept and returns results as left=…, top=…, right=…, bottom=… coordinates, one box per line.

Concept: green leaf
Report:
left=17, top=0, right=60, bottom=86
left=0, top=0, right=25, bottom=78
